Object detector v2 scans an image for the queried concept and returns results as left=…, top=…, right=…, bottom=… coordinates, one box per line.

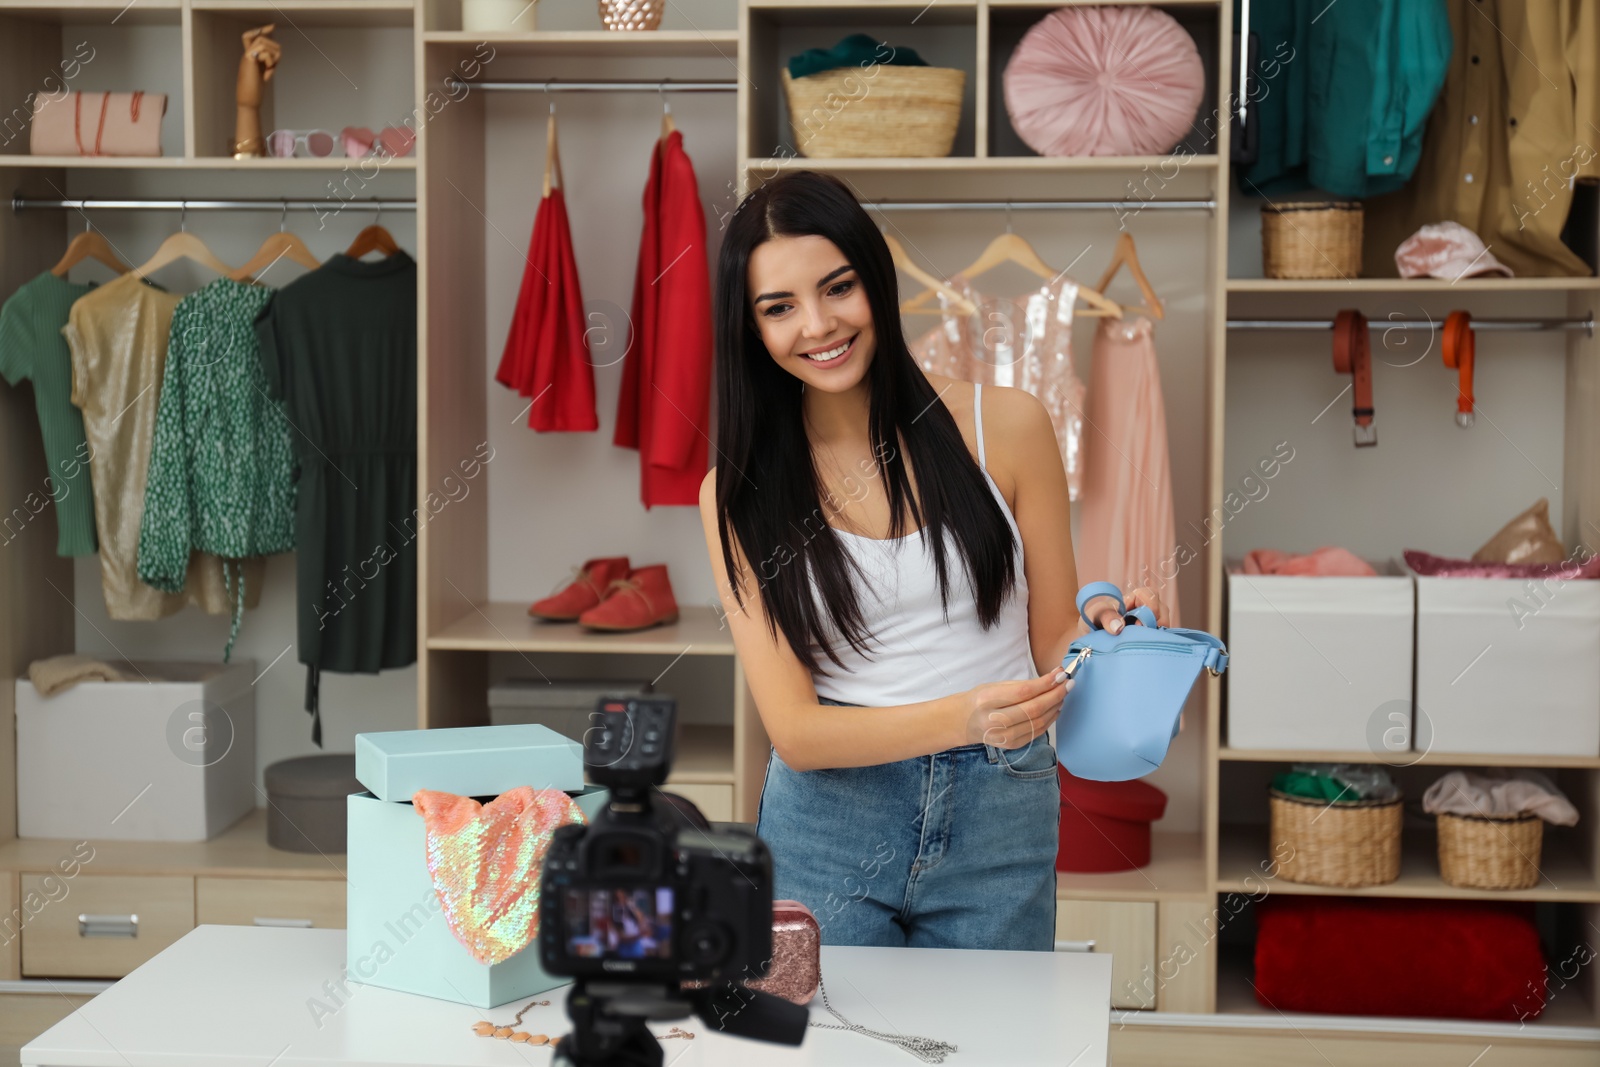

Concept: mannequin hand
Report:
left=1078, top=585, right=1170, bottom=636
left=238, top=24, right=280, bottom=103
left=960, top=671, right=1071, bottom=750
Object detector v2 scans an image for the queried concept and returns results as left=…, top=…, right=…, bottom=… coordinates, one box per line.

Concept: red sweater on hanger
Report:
left=614, top=129, right=712, bottom=508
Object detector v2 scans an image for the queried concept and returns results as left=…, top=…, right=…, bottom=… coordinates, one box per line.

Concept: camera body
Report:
left=538, top=695, right=773, bottom=985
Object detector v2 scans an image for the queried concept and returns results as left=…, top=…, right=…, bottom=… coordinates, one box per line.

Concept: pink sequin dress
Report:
left=909, top=273, right=1088, bottom=501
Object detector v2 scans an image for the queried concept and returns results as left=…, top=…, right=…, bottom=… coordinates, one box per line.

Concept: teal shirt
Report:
left=138, top=276, right=297, bottom=657
left=0, top=272, right=99, bottom=557
left=1240, top=0, right=1452, bottom=199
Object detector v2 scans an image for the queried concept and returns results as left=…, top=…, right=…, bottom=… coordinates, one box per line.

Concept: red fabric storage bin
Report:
left=1056, top=766, right=1167, bottom=872
left=1254, top=896, right=1547, bottom=1021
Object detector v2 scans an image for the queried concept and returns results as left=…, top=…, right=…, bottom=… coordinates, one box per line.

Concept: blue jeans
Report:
left=755, top=695, right=1059, bottom=950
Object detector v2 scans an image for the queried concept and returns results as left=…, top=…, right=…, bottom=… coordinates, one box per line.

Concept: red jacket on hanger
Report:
left=614, top=129, right=712, bottom=508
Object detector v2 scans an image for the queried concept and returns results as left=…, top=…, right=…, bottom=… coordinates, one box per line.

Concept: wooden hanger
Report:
left=660, top=85, right=676, bottom=141
left=884, top=231, right=978, bottom=317
left=541, top=104, right=564, bottom=199
left=133, top=204, right=234, bottom=279
left=229, top=202, right=321, bottom=282
left=1095, top=231, right=1164, bottom=320
left=51, top=220, right=131, bottom=277
left=903, top=214, right=1122, bottom=319
left=344, top=198, right=400, bottom=259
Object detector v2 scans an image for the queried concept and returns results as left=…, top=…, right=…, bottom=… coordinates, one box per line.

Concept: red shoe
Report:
left=578, top=564, right=679, bottom=632
left=528, top=557, right=632, bottom=621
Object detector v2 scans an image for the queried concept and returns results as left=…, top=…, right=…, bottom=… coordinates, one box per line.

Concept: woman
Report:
left=697, top=170, right=1170, bottom=951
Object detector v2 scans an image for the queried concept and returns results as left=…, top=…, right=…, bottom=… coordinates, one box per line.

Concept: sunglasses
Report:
left=267, top=126, right=417, bottom=159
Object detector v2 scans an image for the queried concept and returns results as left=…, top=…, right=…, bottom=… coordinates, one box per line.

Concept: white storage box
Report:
left=1225, top=564, right=1414, bottom=752
left=1412, top=568, right=1600, bottom=756
left=16, top=660, right=256, bottom=841
left=488, top=678, right=651, bottom=741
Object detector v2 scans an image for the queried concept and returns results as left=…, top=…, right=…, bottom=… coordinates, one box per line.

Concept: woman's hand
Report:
left=959, top=670, right=1072, bottom=749
left=1078, top=585, right=1171, bottom=636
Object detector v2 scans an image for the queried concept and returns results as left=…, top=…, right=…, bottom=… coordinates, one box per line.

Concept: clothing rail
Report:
left=1228, top=315, right=1594, bottom=337
left=445, top=78, right=737, bottom=92
left=866, top=198, right=1215, bottom=213
left=10, top=197, right=417, bottom=212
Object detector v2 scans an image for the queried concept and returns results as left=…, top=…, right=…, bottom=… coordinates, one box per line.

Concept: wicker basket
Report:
left=1261, top=200, right=1363, bottom=279
left=781, top=66, right=965, bottom=159
left=597, top=0, right=663, bottom=31
left=1268, top=788, right=1402, bottom=887
left=1437, top=811, right=1543, bottom=890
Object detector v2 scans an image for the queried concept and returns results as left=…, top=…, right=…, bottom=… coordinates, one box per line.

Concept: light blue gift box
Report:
left=346, top=723, right=606, bottom=1008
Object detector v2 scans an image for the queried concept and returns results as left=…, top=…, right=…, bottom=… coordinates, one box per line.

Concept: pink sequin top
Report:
left=908, top=273, right=1088, bottom=501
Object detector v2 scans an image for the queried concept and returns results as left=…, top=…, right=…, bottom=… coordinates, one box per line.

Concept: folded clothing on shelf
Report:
left=1423, top=769, right=1580, bottom=826
left=1238, top=547, right=1376, bottom=576
left=1403, top=547, right=1600, bottom=580
left=27, top=653, right=132, bottom=696
left=1271, top=763, right=1399, bottom=804
left=786, top=33, right=928, bottom=79
left=1472, top=498, right=1565, bottom=565
left=1255, top=896, right=1546, bottom=1021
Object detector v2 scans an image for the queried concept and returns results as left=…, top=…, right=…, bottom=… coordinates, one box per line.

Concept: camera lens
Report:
left=685, top=922, right=727, bottom=965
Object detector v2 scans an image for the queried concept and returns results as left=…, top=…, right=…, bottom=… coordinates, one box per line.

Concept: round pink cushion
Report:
left=1003, top=6, right=1205, bottom=157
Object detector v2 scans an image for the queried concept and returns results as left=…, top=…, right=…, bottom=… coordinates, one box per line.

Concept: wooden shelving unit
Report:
left=1, top=0, right=1597, bottom=1059
left=1217, top=826, right=1600, bottom=904
left=1219, top=747, right=1600, bottom=770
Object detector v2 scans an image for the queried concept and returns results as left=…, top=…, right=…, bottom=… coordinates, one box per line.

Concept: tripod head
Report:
left=552, top=976, right=808, bottom=1067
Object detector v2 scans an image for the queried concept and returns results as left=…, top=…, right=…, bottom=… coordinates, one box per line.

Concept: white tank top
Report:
left=807, top=382, right=1037, bottom=706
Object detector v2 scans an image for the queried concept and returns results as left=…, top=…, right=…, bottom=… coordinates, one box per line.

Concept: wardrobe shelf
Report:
left=1227, top=277, right=1600, bottom=294
left=427, top=602, right=736, bottom=656
left=1055, top=832, right=1207, bottom=902
left=1219, top=747, right=1600, bottom=770
left=0, top=0, right=181, bottom=24
left=1213, top=947, right=1600, bottom=1035
left=421, top=29, right=739, bottom=56
left=746, top=154, right=1218, bottom=173
left=0, top=155, right=417, bottom=170
left=659, top=724, right=735, bottom=785
left=1217, top=824, right=1600, bottom=904
left=0, top=810, right=344, bottom=880
left=188, top=0, right=415, bottom=28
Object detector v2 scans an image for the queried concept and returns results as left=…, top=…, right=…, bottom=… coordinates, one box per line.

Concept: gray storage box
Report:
left=487, top=678, right=651, bottom=741
left=264, top=753, right=362, bottom=853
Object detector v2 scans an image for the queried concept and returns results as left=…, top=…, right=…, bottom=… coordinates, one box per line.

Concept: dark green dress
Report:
left=254, top=251, right=417, bottom=745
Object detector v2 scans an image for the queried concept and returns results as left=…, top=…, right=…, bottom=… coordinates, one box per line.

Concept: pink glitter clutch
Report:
left=751, top=900, right=821, bottom=1005
left=683, top=899, right=820, bottom=1005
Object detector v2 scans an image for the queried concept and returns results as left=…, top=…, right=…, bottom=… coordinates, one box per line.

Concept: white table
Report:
left=22, top=926, right=1111, bottom=1067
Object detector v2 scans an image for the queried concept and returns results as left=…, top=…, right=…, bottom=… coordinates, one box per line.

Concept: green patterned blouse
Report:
left=138, top=276, right=296, bottom=658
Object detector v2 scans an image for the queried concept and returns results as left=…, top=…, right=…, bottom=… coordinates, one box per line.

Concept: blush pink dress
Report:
left=1075, top=315, right=1181, bottom=625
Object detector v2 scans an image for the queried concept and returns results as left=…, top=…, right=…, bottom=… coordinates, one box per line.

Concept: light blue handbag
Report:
left=1056, top=581, right=1229, bottom=782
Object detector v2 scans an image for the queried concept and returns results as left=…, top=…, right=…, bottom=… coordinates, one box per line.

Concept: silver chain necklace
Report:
left=807, top=975, right=958, bottom=1063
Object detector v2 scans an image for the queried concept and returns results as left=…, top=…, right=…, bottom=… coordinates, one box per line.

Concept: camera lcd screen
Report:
left=562, top=887, right=674, bottom=960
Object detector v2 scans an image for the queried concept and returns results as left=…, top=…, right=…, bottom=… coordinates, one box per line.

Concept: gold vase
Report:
left=598, top=0, right=664, bottom=31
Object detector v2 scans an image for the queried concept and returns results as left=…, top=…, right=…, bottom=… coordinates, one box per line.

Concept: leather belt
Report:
left=1332, top=309, right=1376, bottom=446
left=1442, top=311, right=1475, bottom=428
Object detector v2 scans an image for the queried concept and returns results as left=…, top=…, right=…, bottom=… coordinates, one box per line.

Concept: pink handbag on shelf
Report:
left=30, top=91, right=167, bottom=157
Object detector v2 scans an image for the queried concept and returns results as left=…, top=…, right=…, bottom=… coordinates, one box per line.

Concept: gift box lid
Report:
left=1057, top=766, right=1168, bottom=822
left=354, top=724, right=583, bottom=802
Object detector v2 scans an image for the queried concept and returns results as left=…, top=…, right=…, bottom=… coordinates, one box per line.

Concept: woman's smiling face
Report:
left=747, top=234, right=876, bottom=391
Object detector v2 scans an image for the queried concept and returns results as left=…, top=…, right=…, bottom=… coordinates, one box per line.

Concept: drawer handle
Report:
left=1054, top=939, right=1096, bottom=953
left=78, top=914, right=138, bottom=939
left=253, top=917, right=314, bottom=928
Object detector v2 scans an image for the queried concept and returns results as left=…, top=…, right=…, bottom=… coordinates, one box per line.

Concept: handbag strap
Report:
left=1076, top=581, right=1126, bottom=629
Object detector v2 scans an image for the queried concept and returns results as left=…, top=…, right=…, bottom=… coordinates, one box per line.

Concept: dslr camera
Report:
left=539, top=695, right=807, bottom=1066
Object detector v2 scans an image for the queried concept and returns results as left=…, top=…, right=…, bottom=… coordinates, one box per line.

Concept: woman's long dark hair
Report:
left=711, top=170, right=1019, bottom=677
